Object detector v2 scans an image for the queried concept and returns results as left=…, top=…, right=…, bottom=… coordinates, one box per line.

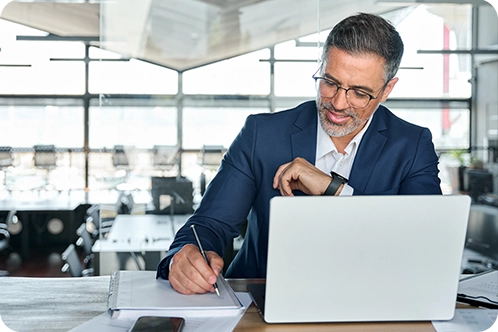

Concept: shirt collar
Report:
left=316, top=112, right=374, bottom=158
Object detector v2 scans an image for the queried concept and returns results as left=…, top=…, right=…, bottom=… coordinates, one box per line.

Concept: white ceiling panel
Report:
left=2, top=0, right=409, bottom=70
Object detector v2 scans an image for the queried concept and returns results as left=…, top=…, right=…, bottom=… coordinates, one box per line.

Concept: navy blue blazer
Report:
left=157, top=100, right=441, bottom=279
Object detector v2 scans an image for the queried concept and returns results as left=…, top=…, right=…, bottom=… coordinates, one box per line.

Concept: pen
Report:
left=190, top=224, right=220, bottom=296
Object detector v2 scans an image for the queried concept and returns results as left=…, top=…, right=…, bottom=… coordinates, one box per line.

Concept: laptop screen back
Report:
left=260, top=195, right=470, bottom=323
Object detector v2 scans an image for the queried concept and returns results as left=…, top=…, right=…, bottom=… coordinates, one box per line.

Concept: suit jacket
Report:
left=156, top=100, right=441, bottom=279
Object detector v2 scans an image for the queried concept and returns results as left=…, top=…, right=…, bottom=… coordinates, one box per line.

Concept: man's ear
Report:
left=380, top=77, right=399, bottom=102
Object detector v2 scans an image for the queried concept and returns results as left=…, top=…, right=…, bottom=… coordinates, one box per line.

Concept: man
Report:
left=157, top=12, right=442, bottom=295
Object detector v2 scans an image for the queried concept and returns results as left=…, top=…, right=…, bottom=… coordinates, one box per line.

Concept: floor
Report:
left=0, top=245, right=70, bottom=277
left=0, top=243, right=157, bottom=278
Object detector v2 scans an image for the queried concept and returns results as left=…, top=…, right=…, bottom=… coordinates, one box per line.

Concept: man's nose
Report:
left=331, top=87, right=350, bottom=110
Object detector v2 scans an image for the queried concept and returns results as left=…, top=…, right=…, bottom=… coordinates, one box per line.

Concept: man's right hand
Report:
left=168, top=244, right=224, bottom=295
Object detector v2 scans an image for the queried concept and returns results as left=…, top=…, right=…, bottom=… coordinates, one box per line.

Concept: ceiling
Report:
left=3, top=0, right=485, bottom=71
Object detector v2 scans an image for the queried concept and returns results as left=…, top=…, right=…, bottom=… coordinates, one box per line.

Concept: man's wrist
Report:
left=322, top=172, right=348, bottom=196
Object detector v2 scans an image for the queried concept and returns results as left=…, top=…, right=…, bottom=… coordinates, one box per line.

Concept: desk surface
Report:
left=0, top=276, right=445, bottom=332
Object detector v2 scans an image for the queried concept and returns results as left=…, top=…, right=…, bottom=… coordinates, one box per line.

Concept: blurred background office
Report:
left=0, top=0, right=497, bottom=277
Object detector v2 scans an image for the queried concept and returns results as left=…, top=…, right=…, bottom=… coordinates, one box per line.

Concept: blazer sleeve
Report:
left=397, top=127, right=442, bottom=194
left=157, top=115, right=259, bottom=279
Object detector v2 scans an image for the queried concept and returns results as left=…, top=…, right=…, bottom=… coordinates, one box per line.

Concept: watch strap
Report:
left=322, top=171, right=348, bottom=196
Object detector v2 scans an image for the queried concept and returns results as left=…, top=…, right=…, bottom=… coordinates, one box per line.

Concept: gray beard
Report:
left=317, top=101, right=367, bottom=138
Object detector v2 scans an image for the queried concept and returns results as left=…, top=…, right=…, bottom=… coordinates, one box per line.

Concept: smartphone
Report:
left=129, top=316, right=185, bottom=332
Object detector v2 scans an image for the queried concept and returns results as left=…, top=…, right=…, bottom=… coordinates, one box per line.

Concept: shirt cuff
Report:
left=339, top=183, right=354, bottom=196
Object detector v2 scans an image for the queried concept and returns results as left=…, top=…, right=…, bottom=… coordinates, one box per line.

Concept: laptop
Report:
left=247, top=195, right=471, bottom=323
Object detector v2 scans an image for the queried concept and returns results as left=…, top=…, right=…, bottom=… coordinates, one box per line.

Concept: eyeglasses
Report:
left=312, top=75, right=382, bottom=109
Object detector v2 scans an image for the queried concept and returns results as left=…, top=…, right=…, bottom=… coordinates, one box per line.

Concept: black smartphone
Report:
left=129, top=316, right=185, bottom=332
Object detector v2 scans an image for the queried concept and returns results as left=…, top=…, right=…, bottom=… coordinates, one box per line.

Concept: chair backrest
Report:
left=117, top=191, right=134, bottom=214
left=0, top=146, right=13, bottom=168
left=76, top=222, right=95, bottom=269
left=153, top=145, right=179, bottom=168
left=112, top=145, right=129, bottom=167
left=61, top=244, right=83, bottom=277
left=5, top=210, right=22, bottom=236
left=0, top=223, right=10, bottom=252
left=33, top=145, right=57, bottom=168
left=201, top=145, right=225, bottom=167
left=85, top=204, right=101, bottom=237
left=76, top=223, right=93, bottom=256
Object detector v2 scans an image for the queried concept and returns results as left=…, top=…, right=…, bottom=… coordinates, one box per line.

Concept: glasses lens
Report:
left=315, top=78, right=338, bottom=98
left=347, top=89, right=371, bottom=108
left=314, top=77, right=372, bottom=108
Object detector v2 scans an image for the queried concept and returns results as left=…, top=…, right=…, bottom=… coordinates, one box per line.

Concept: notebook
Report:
left=247, top=195, right=471, bottom=323
left=107, top=270, right=243, bottom=319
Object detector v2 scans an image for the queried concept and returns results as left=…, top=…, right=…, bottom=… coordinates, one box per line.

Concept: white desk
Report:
left=92, top=214, right=190, bottom=272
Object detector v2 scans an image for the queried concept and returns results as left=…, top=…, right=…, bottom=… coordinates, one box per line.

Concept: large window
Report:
left=0, top=101, right=84, bottom=147
left=182, top=107, right=268, bottom=149
left=89, top=104, right=177, bottom=149
left=183, top=50, right=271, bottom=95
left=0, top=2, right=490, bottom=193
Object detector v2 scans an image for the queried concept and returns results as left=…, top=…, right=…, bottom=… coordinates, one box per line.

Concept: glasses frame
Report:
left=312, top=74, right=385, bottom=109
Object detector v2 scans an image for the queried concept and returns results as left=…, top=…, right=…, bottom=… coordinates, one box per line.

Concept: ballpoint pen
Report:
left=190, top=224, right=220, bottom=296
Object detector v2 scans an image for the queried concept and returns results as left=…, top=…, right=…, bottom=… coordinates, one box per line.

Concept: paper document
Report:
left=69, top=292, right=252, bottom=332
left=458, top=270, right=498, bottom=308
left=432, top=309, right=497, bottom=332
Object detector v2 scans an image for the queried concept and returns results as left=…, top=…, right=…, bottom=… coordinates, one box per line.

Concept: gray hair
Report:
left=322, top=12, right=404, bottom=83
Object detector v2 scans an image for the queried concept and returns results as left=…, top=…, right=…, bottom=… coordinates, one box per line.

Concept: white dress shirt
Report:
left=314, top=114, right=373, bottom=196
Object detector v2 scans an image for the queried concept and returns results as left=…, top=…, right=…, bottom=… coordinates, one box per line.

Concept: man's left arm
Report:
left=396, top=128, right=442, bottom=195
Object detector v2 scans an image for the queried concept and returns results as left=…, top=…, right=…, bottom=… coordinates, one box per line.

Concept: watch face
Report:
left=331, top=172, right=348, bottom=183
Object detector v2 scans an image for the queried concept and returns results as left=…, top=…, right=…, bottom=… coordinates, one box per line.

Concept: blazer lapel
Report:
left=349, top=109, right=388, bottom=193
left=290, top=103, right=318, bottom=164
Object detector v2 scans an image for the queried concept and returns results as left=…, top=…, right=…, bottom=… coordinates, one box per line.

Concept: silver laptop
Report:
left=247, top=195, right=471, bottom=323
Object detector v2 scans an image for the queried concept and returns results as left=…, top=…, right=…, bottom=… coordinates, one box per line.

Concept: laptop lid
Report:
left=251, top=195, right=471, bottom=323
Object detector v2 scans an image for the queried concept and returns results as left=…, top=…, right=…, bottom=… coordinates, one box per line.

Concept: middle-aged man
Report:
left=157, top=12, right=442, bottom=295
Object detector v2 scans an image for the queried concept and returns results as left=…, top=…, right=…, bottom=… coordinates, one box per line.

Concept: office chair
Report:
left=112, top=145, right=137, bottom=191
left=0, top=146, right=13, bottom=190
left=0, top=223, right=9, bottom=253
left=116, top=191, right=134, bottom=215
left=200, top=145, right=225, bottom=196
left=112, top=145, right=129, bottom=168
left=33, top=145, right=57, bottom=190
left=84, top=204, right=113, bottom=239
left=0, top=210, right=21, bottom=277
left=201, top=145, right=225, bottom=167
left=5, top=209, right=22, bottom=236
left=0, top=220, right=10, bottom=277
left=61, top=244, right=94, bottom=277
left=75, top=223, right=94, bottom=269
left=152, top=145, right=179, bottom=175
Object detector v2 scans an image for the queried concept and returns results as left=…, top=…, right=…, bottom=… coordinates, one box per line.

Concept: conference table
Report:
left=92, top=214, right=190, bottom=273
left=0, top=276, right=473, bottom=332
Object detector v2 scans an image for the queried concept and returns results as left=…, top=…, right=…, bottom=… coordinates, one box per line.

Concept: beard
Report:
left=316, top=98, right=368, bottom=138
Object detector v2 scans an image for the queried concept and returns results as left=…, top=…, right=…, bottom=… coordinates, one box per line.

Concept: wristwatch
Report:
left=322, top=171, right=348, bottom=196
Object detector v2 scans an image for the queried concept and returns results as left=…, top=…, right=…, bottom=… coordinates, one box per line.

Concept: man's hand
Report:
left=273, top=157, right=331, bottom=196
left=168, top=244, right=224, bottom=295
